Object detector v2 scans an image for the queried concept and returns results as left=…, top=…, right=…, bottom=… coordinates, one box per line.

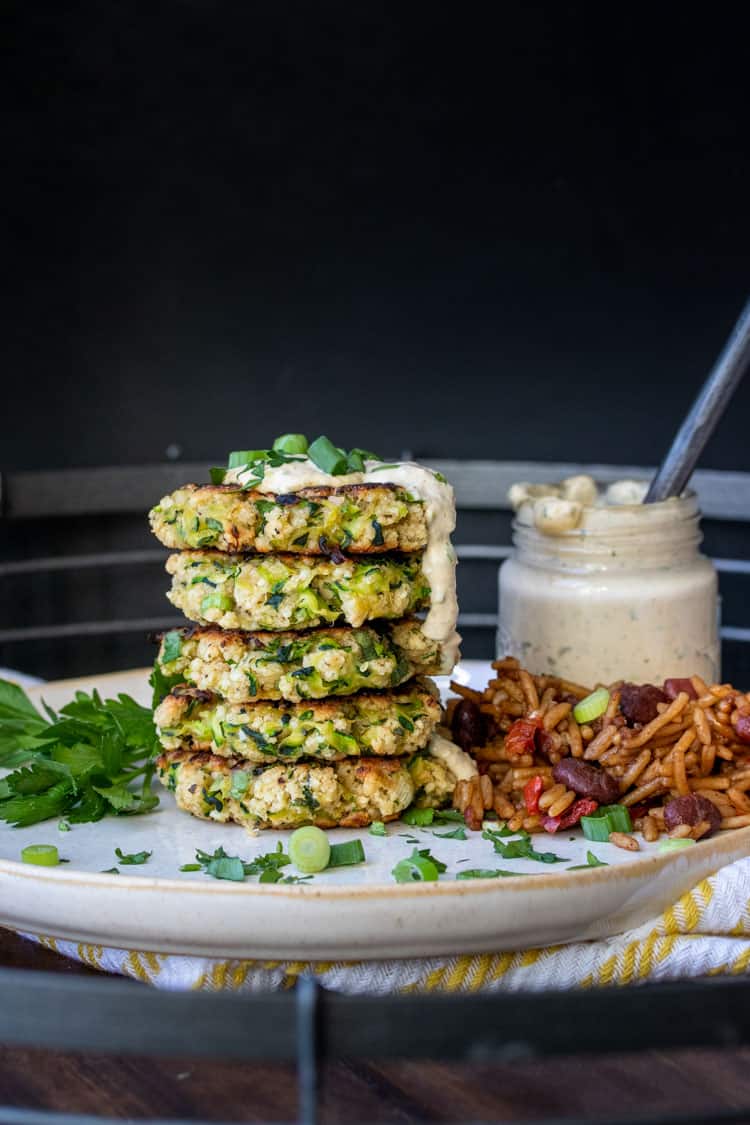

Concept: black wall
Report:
left=4, top=3, right=750, bottom=677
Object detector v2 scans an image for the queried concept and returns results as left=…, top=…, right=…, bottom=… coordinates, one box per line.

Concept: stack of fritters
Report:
left=149, top=481, right=459, bottom=829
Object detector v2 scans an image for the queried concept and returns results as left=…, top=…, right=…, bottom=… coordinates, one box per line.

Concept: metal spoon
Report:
left=645, top=297, right=750, bottom=503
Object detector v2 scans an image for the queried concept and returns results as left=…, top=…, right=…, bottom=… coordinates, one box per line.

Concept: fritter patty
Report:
left=154, top=679, right=441, bottom=763
left=149, top=482, right=427, bottom=554
left=156, top=749, right=456, bottom=830
left=166, top=551, right=430, bottom=631
left=155, top=618, right=444, bottom=703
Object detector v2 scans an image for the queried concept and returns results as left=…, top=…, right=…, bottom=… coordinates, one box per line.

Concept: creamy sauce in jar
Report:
left=500, top=476, right=719, bottom=685
left=224, top=457, right=461, bottom=672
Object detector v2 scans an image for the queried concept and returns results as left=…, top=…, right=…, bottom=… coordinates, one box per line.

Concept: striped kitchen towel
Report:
left=24, top=855, right=750, bottom=992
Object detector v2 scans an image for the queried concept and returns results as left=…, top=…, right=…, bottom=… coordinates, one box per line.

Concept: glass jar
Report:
left=498, top=491, right=719, bottom=686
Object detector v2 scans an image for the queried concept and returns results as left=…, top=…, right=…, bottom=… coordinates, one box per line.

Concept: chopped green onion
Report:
left=602, top=804, right=633, bottom=833
left=369, top=821, right=387, bottom=837
left=288, top=826, right=331, bottom=873
left=327, top=839, right=366, bottom=868
left=581, top=804, right=633, bottom=842
left=307, top=436, right=349, bottom=475
left=200, top=592, right=234, bottom=614
left=21, top=844, right=59, bottom=867
left=581, top=813, right=610, bottom=842
left=227, top=450, right=267, bottom=469
left=659, top=838, right=697, bottom=852
left=180, top=863, right=202, bottom=872
left=392, top=850, right=440, bottom=883
left=273, top=433, right=309, bottom=455
left=573, top=688, right=611, bottom=724
left=209, top=466, right=227, bottom=484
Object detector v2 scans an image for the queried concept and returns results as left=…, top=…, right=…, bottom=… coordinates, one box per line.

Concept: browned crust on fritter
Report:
left=155, top=618, right=424, bottom=649
left=167, top=548, right=408, bottom=566
left=162, top=679, right=439, bottom=719
left=177, top=482, right=408, bottom=500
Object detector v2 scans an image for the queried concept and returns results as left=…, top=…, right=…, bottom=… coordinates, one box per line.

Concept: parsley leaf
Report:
left=456, top=868, right=534, bottom=880
left=401, top=807, right=435, bottom=827
left=568, top=850, right=609, bottom=871
left=482, top=827, right=567, bottom=864
left=115, top=847, right=152, bottom=866
left=433, top=825, right=468, bottom=841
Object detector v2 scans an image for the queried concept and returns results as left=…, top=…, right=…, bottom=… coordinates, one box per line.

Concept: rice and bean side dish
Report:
left=447, top=656, right=750, bottom=850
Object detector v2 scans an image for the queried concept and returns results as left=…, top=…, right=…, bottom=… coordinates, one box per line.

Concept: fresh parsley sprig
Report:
left=0, top=679, right=160, bottom=828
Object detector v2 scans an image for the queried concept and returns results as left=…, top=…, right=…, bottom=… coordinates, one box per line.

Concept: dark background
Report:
left=3, top=3, right=750, bottom=678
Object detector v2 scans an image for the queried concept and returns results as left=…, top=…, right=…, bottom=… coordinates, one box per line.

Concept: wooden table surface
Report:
left=3, top=926, right=750, bottom=1124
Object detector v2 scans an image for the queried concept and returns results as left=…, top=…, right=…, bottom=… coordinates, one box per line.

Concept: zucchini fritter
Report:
left=166, top=551, right=430, bottom=631
left=154, top=679, right=441, bottom=763
left=157, top=749, right=456, bottom=830
left=150, top=482, right=427, bottom=554
left=155, top=618, right=444, bottom=703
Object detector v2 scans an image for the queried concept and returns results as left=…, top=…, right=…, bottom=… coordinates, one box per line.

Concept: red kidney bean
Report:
left=664, top=794, right=721, bottom=836
left=451, top=698, right=486, bottom=752
left=551, top=758, right=620, bottom=804
left=733, top=713, right=750, bottom=745
left=619, top=683, right=668, bottom=725
left=663, top=678, right=699, bottom=701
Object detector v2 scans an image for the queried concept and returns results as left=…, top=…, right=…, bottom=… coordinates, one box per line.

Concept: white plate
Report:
left=1, top=662, right=748, bottom=960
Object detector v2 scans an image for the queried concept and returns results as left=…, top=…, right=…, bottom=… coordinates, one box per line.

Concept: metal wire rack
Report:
left=2, top=971, right=750, bottom=1125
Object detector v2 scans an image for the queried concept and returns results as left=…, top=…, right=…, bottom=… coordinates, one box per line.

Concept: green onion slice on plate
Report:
left=21, top=844, right=59, bottom=867
left=288, top=826, right=331, bottom=873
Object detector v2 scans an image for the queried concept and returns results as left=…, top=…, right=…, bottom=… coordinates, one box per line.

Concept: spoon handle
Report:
left=646, top=298, right=750, bottom=503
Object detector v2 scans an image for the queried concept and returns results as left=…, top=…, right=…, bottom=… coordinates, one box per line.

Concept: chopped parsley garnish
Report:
left=401, top=807, right=466, bottom=828
left=482, top=827, right=567, bottom=865
left=401, top=807, right=436, bottom=827
left=114, top=847, right=152, bottom=866
left=433, top=825, right=468, bottom=841
left=568, top=850, right=609, bottom=871
left=0, top=679, right=160, bottom=829
left=191, top=842, right=298, bottom=883
left=456, top=868, right=533, bottom=880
